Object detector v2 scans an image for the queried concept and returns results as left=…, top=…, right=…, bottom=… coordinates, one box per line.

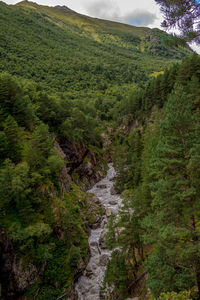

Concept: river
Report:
left=75, top=163, right=122, bottom=300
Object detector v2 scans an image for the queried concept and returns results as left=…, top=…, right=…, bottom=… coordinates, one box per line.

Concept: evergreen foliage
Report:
left=105, top=54, right=200, bottom=299
left=0, top=1, right=198, bottom=299
left=0, top=1, right=191, bottom=96
left=155, top=0, right=200, bottom=44
left=0, top=72, right=101, bottom=298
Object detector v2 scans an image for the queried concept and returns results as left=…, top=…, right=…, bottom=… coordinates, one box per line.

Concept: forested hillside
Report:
left=0, top=71, right=108, bottom=300
left=0, top=0, right=191, bottom=94
left=104, top=54, right=200, bottom=299
left=0, top=0, right=198, bottom=299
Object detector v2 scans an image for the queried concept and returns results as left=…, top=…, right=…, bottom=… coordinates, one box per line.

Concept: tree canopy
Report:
left=155, top=0, right=200, bottom=44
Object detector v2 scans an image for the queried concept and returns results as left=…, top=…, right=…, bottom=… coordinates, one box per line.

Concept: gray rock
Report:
left=0, top=229, right=42, bottom=299
left=85, top=269, right=93, bottom=278
left=97, top=184, right=107, bottom=189
left=101, top=217, right=107, bottom=228
left=111, top=207, right=118, bottom=216
left=110, top=186, right=118, bottom=195
left=109, top=199, right=118, bottom=205
left=91, top=222, right=101, bottom=230
left=99, top=228, right=107, bottom=249
left=77, top=257, right=85, bottom=271
left=106, top=207, right=112, bottom=217
left=109, top=177, right=115, bottom=181
left=90, top=241, right=99, bottom=247
left=92, top=195, right=101, bottom=204
left=99, top=254, right=109, bottom=266
left=90, top=286, right=99, bottom=295
left=55, top=5, right=72, bottom=11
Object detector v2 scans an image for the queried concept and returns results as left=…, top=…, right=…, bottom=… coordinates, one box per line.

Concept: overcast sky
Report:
left=3, top=0, right=200, bottom=53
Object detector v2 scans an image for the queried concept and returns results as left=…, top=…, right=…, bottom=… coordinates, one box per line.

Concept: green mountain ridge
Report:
left=0, top=0, right=192, bottom=95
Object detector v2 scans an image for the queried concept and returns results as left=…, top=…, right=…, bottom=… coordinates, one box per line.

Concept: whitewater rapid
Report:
left=75, top=163, right=122, bottom=300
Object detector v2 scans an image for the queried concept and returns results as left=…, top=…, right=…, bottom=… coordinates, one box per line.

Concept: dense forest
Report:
left=104, top=54, right=200, bottom=299
left=0, top=71, right=107, bottom=299
left=0, top=0, right=199, bottom=299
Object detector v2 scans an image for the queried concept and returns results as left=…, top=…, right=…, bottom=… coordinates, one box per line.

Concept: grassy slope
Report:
left=0, top=1, right=192, bottom=95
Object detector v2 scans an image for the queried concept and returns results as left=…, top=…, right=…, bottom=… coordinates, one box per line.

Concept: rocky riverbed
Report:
left=75, top=163, right=122, bottom=300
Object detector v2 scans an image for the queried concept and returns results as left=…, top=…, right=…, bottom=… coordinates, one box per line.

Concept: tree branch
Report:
left=128, top=271, right=147, bottom=291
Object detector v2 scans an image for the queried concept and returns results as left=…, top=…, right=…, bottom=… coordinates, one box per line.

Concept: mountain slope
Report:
left=0, top=1, right=192, bottom=94
left=0, top=2, right=196, bottom=299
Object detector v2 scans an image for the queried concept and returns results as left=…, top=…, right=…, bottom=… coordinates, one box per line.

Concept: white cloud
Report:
left=85, top=0, right=157, bottom=27
left=85, top=0, right=121, bottom=21
left=123, top=10, right=157, bottom=26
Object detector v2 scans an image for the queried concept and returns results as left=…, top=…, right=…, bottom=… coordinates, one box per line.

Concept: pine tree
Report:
left=24, top=123, right=52, bottom=170
left=3, top=115, right=22, bottom=162
left=143, top=84, right=200, bottom=297
left=155, top=0, right=200, bottom=44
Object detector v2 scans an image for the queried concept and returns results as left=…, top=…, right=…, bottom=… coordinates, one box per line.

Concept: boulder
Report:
left=91, top=220, right=101, bottom=230
left=111, top=207, right=118, bottom=216
left=106, top=207, right=112, bottom=217
left=101, top=217, right=107, bottom=228
left=90, top=241, right=99, bottom=247
left=85, top=269, right=93, bottom=278
left=109, top=199, right=118, bottom=205
left=110, top=186, right=118, bottom=195
left=99, top=254, right=109, bottom=266
left=97, top=184, right=107, bottom=189
left=99, top=228, right=108, bottom=249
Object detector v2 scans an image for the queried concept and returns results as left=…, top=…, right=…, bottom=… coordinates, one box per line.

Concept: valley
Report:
left=0, top=1, right=199, bottom=299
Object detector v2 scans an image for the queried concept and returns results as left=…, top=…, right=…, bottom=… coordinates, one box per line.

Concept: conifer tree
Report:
left=3, top=115, right=22, bottom=162
left=144, top=84, right=200, bottom=297
left=155, top=0, right=200, bottom=44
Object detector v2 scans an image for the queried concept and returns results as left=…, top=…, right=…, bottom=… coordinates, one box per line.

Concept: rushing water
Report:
left=75, top=163, right=122, bottom=300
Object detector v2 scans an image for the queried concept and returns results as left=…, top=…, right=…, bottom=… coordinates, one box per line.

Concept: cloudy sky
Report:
left=4, top=0, right=162, bottom=28
left=3, top=0, right=200, bottom=53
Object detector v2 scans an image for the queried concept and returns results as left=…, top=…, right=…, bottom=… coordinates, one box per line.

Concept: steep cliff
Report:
left=0, top=137, right=107, bottom=300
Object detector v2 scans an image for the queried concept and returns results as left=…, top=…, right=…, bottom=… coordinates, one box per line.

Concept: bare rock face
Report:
left=84, top=193, right=104, bottom=231
left=0, top=139, right=107, bottom=300
left=0, top=230, right=42, bottom=300
left=55, top=5, right=72, bottom=11
left=58, top=138, right=106, bottom=191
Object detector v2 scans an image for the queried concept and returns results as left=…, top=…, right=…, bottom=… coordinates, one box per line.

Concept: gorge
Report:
left=75, top=164, right=122, bottom=300
left=0, top=1, right=199, bottom=299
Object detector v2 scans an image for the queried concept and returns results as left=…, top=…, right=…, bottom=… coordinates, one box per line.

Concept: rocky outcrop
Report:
left=84, top=193, right=104, bottom=231
left=0, top=230, right=43, bottom=300
left=58, top=138, right=106, bottom=191
left=0, top=139, right=107, bottom=300
left=99, top=254, right=109, bottom=266
left=55, top=5, right=72, bottom=11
